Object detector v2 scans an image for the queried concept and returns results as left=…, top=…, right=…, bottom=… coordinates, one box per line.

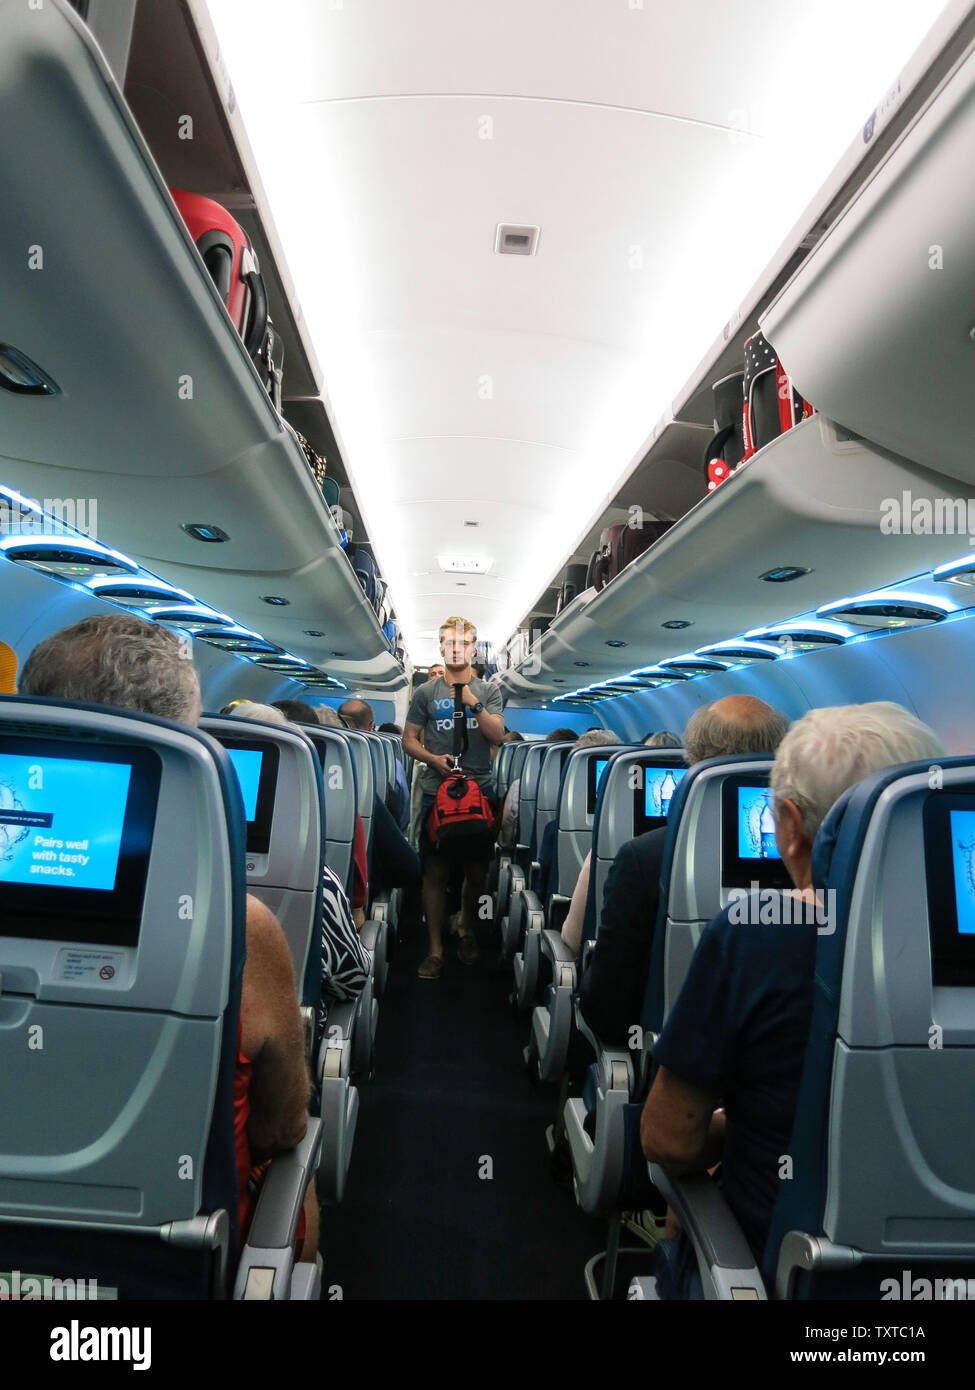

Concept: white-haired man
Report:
left=641, top=701, right=944, bottom=1297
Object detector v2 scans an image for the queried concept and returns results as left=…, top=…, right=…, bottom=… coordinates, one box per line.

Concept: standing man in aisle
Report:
left=403, top=617, right=505, bottom=978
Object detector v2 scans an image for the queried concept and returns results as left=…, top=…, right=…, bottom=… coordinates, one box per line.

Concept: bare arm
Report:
left=241, top=894, right=310, bottom=1159
left=640, top=1065, right=725, bottom=1175
left=403, top=720, right=454, bottom=779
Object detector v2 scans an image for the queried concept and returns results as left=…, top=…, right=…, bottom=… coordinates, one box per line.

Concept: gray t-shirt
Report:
left=407, top=676, right=503, bottom=794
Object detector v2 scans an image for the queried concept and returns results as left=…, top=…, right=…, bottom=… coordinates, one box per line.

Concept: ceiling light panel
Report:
left=206, top=0, right=949, bottom=665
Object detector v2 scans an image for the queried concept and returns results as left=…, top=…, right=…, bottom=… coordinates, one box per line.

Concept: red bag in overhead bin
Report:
left=741, top=330, right=815, bottom=462
left=169, top=188, right=269, bottom=368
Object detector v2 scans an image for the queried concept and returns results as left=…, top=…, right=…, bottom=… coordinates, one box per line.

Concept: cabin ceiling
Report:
left=201, top=0, right=945, bottom=666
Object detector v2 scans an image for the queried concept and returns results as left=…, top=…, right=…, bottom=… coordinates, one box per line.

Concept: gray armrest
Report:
left=540, top=928, right=577, bottom=985
left=235, top=1118, right=323, bottom=1300
left=648, top=1166, right=767, bottom=1300
left=359, top=919, right=381, bottom=952
left=548, top=893, right=571, bottom=932
left=521, top=888, right=545, bottom=920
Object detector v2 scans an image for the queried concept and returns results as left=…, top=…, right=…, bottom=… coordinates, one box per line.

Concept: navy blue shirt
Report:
left=652, top=891, right=817, bottom=1264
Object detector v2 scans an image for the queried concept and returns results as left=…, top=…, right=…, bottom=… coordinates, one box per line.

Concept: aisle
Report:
left=321, top=918, right=606, bottom=1300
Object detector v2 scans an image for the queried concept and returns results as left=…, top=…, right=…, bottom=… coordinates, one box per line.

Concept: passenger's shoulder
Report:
left=245, top=893, right=293, bottom=966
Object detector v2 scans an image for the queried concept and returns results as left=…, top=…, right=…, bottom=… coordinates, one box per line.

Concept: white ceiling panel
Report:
left=206, top=0, right=951, bottom=665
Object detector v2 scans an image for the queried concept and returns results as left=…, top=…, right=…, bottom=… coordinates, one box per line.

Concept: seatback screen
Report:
left=632, top=764, right=686, bottom=835
left=586, top=756, right=611, bottom=815
left=923, top=793, right=975, bottom=984
left=217, top=739, right=279, bottom=857
left=0, top=738, right=160, bottom=946
left=720, top=774, right=792, bottom=890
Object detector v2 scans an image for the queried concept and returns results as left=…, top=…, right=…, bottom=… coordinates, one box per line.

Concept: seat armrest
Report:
left=520, top=889, right=544, bottom=918
left=235, top=1118, right=323, bottom=1300
left=540, top=929, right=577, bottom=985
left=548, top=893, right=571, bottom=933
left=648, top=1166, right=767, bottom=1300
left=360, top=918, right=382, bottom=952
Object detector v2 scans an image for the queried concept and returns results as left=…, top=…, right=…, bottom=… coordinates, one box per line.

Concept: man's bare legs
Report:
left=421, top=852, right=449, bottom=962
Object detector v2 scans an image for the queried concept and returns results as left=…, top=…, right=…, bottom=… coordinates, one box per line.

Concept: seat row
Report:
left=0, top=696, right=410, bottom=1299
left=490, top=734, right=975, bottom=1301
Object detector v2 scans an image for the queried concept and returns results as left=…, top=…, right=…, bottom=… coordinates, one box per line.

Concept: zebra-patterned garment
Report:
left=320, top=863, right=370, bottom=1008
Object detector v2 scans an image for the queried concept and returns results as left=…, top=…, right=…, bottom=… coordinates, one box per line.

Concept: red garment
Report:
left=351, top=813, right=368, bottom=910
left=235, top=1024, right=306, bottom=1254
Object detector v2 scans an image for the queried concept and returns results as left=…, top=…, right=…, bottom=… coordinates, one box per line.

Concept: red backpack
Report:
left=426, top=685, right=496, bottom=853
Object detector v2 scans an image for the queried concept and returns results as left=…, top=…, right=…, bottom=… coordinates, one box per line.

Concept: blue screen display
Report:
left=737, top=785, right=780, bottom=860
left=950, top=809, right=975, bottom=934
left=644, top=766, right=686, bottom=819
left=227, top=747, right=264, bottom=822
left=0, top=754, right=132, bottom=891
left=594, top=759, right=609, bottom=790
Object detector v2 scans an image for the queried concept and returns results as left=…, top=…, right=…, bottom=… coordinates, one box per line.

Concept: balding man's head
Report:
left=683, top=696, right=789, bottom=765
left=338, top=698, right=375, bottom=731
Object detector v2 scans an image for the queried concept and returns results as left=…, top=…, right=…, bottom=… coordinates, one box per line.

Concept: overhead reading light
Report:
left=181, top=523, right=230, bottom=543
left=145, top=604, right=233, bottom=631
left=437, top=555, right=493, bottom=574
left=261, top=595, right=290, bottom=606
left=661, top=619, right=692, bottom=630
left=933, top=556, right=975, bottom=587
left=0, top=342, right=61, bottom=396
left=605, top=639, right=628, bottom=648
left=816, top=591, right=952, bottom=630
left=631, top=666, right=690, bottom=683
left=0, top=535, right=139, bottom=579
left=759, top=566, right=810, bottom=583
left=573, top=661, right=591, bottom=668
left=695, top=640, right=782, bottom=664
left=745, top=620, right=852, bottom=651
left=658, top=655, right=730, bottom=677
left=304, top=629, right=326, bottom=637
left=495, top=224, right=540, bottom=256
left=87, top=576, right=196, bottom=608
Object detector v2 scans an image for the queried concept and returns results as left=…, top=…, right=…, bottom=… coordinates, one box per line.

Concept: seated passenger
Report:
left=498, top=726, right=577, bottom=851
left=18, top=615, right=318, bottom=1260
left=338, top=697, right=376, bottom=731
left=641, top=702, right=944, bottom=1297
left=535, top=729, right=621, bottom=904
left=579, top=697, right=788, bottom=1039
left=316, top=705, right=343, bottom=727
left=272, top=698, right=320, bottom=724
left=643, top=730, right=681, bottom=748
left=227, top=700, right=287, bottom=724
left=378, top=721, right=402, bottom=734
left=0, top=640, right=17, bottom=694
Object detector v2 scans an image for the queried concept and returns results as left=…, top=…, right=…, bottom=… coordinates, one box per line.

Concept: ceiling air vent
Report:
left=495, top=224, right=540, bottom=256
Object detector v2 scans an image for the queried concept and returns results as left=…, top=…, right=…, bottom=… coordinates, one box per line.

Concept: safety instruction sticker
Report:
left=53, top=948, right=126, bottom=985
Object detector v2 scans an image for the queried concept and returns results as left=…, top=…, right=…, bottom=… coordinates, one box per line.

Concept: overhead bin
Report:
left=0, top=0, right=399, bottom=686
left=761, top=23, right=975, bottom=485
left=506, top=414, right=975, bottom=692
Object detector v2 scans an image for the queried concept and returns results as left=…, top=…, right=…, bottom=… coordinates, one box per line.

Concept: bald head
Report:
left=338, top=698, right=375, bottom=731
left=684, top=696, right=788, bottom=765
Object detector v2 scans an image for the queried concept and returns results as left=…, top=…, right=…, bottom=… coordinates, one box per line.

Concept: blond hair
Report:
left=439, top=615, right=477, bottom=644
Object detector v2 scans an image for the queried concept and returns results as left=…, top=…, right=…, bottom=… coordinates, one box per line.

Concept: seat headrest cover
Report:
left=810, top=788, right=854, bottom=891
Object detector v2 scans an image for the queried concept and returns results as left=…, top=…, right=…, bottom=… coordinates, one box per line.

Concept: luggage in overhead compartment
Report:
left=555, top=562, right=588, bottom=615
left=169, top=189, right=273, bottom=390
left=617, top=515, right=671, bottom=569
left=585, top=546, right=606, bottom=593
left=741, top=331, right=815, bottom=463
left=705, top=370, right=745, bottom=492
left=348, top=546, right=379, bottom=606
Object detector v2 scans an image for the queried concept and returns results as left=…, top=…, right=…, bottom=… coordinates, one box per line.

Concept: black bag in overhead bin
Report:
left=704, top=371, right=745, bottom=491
left=555, top=562, right=589, bottom=614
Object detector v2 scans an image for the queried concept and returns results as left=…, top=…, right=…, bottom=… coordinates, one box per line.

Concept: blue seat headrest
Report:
left=810, top=787, right=855, bottom=891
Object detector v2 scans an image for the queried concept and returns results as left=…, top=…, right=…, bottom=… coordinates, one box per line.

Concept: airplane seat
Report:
left=199, top=715, right=323, bottom=1023
left=650, top=756, right=975, bottom=1300
left=0, top=696, right=321, bottom=1299
left=512, top=746, right=636, bottom=1011
left=337, top=728, right=389, bottom=996
left=530, top=749, right=686, bottom=1088
left=363, top=731, right=398, bottom=933
left=500, top=742, right=566, bottom=961
left=566, top=754, right=781, bottom=1300
left=494, top=740, right=532, bottom=924
left=200, top=715, right=361, bottom=1208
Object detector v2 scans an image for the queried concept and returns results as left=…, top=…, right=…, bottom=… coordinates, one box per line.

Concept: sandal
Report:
left=418, top=954, right=443, bottom=979
left=457, top=933, right=479, bottom=965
